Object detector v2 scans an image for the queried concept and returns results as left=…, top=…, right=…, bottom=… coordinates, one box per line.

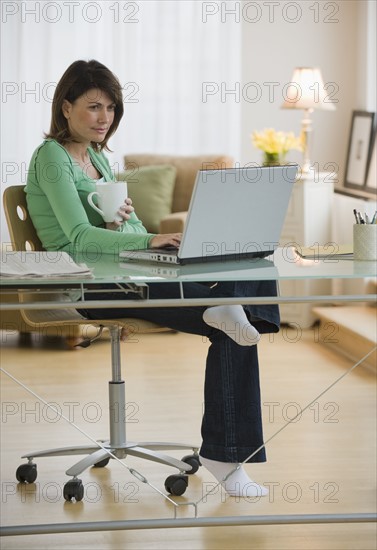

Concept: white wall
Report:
left=240, top=0, right=362, bottom=186
left=358, top=0, right=377, bottom=111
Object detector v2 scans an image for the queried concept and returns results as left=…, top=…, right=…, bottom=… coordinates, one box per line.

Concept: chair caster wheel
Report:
left=16, top=463, right=37, bottom=483
left=93, top=457, right=110, bottom=468
left=165, top=474, right=188, bottom=496
left=63, top=479, right=84, bottom=502
left=181, top=454, right=201, bottom=475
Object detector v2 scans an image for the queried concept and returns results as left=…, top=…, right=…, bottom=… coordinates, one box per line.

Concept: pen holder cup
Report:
left=353, top=224, right=377, bottom=261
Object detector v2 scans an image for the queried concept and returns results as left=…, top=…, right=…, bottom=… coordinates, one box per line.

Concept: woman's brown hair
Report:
left=45, top=59, right=124, bottom=151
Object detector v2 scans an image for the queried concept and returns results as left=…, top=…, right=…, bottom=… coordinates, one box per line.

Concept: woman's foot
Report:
left=200, top=455, right=268, bottom=498
left=203, top=305, right=260, bottom=346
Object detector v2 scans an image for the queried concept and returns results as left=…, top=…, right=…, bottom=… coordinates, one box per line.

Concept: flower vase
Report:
left=262, top=152, right=285, bottom=166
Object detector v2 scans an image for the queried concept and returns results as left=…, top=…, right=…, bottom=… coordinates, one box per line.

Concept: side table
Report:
left=279, top=170, right=335, bottom=328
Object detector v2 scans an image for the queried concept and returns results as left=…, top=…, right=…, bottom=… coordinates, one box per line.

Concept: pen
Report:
left=365, top=213, right=370, bottom=224
left=353, top=209, right=359, bottom=224
left=371, top=211, right=377, bottom=224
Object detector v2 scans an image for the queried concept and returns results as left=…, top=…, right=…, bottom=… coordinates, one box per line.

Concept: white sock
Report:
left=200, top=455, right=268, bottom=498
left=203, top=305, right=260, bottom=346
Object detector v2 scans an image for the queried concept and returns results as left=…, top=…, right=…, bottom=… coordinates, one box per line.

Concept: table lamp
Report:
left=281, top=67, right=336, bottom=173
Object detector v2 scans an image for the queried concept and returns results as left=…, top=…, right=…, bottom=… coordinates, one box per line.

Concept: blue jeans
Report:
left=78, top=280, right=280, bottom=463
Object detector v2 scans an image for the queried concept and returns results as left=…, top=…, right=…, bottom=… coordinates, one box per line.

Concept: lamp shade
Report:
left=281, top=67, right=336, bottom=111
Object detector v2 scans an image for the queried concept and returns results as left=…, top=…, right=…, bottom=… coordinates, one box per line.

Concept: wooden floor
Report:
left=1, top=327, right=376, bottom=550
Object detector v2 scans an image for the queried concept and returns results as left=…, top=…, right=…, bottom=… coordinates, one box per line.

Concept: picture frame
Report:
left=365, top=129, right=377, bottom=194
left=344, top=110, right=375, bottom=192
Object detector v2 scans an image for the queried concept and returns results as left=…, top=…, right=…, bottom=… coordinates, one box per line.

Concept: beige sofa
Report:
left=124, top=153, right=234, bottom=233
left=1, top=153, right=233, bottom=342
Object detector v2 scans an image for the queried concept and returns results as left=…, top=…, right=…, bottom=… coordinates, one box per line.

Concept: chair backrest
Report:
left=2, top=185, right=85, bottom=328
left=3, top=185, right=43, bottom=251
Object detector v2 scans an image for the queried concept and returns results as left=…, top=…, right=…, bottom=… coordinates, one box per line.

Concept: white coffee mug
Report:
left=87, top=181, right=127, bottom=223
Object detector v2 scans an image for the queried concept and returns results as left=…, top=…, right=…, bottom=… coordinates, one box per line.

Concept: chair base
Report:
left=20, top=441, right=198, bottom=476
left=16, top=324, right=201, bottom=499
left=17, top=442, right=200, bottom=500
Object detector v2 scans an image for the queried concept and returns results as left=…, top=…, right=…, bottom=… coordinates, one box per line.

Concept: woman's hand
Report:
left=150, top=233, right=182, bottom=249
left=106, top=198, right=134, bottom=231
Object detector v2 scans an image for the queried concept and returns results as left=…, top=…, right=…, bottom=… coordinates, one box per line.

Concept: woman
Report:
left=26, top=59, right=280, bottom=498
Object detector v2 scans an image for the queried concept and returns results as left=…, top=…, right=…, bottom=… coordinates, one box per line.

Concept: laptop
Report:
left=120, top=164, right=298, bottom=265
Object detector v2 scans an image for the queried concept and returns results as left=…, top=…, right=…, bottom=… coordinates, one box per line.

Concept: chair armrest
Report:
left=159, top=212, right=187, bottom=233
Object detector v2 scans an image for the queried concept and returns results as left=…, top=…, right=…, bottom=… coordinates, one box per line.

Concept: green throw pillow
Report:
left=119, top=164, right=177, bottom=233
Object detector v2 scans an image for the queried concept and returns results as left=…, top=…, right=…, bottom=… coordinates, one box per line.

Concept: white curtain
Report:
left=1, top=0, right=241, bottom=240
left=1, top=1, right=241, bottom=173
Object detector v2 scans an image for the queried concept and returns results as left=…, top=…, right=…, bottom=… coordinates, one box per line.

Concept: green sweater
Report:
left=25, top=139, right=155, bottom=254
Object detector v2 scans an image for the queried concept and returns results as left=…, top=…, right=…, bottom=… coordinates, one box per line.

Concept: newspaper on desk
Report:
left=0, top=251, right=93, bottom=279
left=294, top=244, right=353, bottom=260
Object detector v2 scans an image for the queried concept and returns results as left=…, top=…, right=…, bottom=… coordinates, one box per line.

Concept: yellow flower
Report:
left=251, top=128, right=303, bottom=155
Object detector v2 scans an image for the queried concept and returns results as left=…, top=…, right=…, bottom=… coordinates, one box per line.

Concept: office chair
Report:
left=2, top=185, right=200, bottom=500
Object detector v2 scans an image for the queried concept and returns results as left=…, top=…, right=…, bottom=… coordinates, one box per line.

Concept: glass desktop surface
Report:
left=71, top=246, right=377, bottom=284
left=1, top=247, right=376, bottom=286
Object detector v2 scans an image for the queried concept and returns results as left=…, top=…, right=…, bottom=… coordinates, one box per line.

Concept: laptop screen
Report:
left=178, top=164, right=298, bottom=263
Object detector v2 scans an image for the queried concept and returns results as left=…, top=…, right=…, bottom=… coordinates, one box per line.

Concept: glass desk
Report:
left=1, top=247, right=376, bottom=309
left=0, top=248, right=376, bottom=536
